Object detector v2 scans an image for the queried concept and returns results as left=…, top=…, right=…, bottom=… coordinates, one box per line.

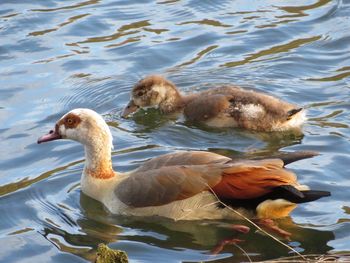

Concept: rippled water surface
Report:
left=1, top=0, right=350, bottom=262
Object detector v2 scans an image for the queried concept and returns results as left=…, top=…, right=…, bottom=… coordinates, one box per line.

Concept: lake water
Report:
left=1, top=0, right=349, bottom=262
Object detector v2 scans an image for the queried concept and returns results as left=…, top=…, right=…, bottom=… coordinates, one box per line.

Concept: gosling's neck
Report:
left=157, top=84, right=185, bottom=114
left=182, top=93, right=199, bottom=105
left=83, top=135, right=115, bottom=180
left=159, top=91, right=201, bottom=114
left=149, top=78, right=200, bottom=114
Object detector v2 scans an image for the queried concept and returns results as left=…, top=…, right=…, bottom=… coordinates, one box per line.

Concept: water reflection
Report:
left=31, top=0, right=100, bottom=13
left=28, top=14, right=90, bottom=37
left=308, top=67, right=350, bottom=82
left=222, top=36, right=322, bottom=68
left=277, top=0, right=333, bottom=17
left=123, top=108, right=304, bottom=155
left=56, top=193, right=335, bottom=262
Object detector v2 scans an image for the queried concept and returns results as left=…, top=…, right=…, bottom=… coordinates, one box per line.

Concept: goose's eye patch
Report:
left=61, top=114, right=82, bottom=129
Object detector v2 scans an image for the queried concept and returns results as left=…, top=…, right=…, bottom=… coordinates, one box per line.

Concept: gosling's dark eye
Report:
left=137, top=91, right=143, bottom=97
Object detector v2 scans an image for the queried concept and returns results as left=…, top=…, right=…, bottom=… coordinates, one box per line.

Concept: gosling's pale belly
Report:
left=204, top=114, right=238, bottom=128
left=203, top=108, right=306, bottom=131
left=202, top=104, right=265, bottom=128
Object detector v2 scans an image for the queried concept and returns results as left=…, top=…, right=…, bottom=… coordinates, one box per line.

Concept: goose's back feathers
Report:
left=135, top=151, right=231, bottom=172
left=114, top=150, right=329, bottom=219
left=116, top=151, right=297, bottom=208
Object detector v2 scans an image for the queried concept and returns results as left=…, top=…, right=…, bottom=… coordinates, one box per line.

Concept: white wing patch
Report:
left=241, top=104, right=264, bottom=119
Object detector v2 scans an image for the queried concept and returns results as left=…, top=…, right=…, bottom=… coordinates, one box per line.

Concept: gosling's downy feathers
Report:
left=122, top=75, right=306, bottom=132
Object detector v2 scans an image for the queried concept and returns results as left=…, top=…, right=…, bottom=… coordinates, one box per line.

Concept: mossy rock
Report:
left=95, top=243, right=128, bottom=263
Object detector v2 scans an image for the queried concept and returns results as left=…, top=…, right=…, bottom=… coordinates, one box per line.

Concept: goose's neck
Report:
left=83, top=138, right=115, bottom=179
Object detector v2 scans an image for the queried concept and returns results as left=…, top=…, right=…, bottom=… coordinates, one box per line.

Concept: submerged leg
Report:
left=255, top=218, right=292, bottom=240
left=255, top=199, right=296, bottom=239
left=211, top=224, right=250, bottom=254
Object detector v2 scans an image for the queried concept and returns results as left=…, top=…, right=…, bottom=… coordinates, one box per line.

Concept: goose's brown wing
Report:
left=211, top=159, right=297, bottom=199
left=135, top=151, right=231, bottom=172
left=115, top=158, right=297, bottom=208
left=115, top=164, right=223, bottom=207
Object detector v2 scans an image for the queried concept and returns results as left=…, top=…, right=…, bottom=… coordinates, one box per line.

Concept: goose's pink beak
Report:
left=122, top=100, right=139, bottom=118
left=37, top=126, right=62, bottom=144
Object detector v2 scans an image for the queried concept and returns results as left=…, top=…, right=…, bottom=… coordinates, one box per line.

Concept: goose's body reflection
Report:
left=55, top=193, right=334, bottom=262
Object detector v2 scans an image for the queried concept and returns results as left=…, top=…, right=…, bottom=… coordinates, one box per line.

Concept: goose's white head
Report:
left=38, top=108, right=113, bottom=149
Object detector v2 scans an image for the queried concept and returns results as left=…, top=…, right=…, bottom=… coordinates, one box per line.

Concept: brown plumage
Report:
left=115, top=153, right=306, bottom=210
left=122, top=75, right=306, bottom=132
left=38, top=109, right=329, bottom=220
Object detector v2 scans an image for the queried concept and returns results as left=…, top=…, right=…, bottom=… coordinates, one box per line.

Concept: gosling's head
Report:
left=122, top=75, right=181, bottom=118
left=38, top=108, right=113, bottom=148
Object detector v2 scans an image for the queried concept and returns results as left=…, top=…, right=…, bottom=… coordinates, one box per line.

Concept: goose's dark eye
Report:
left=137, top=91, right=143, bottom=97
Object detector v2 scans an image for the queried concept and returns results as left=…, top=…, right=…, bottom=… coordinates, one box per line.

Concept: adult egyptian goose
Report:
left=122, top=75, right=306, bottom=132
left=38, top=109, right=329, bottom=220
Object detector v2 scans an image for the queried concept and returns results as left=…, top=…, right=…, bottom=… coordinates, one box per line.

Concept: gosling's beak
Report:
left=37, top=125, right=62, bottom=144
left=122, top=100, right=139, bottom=118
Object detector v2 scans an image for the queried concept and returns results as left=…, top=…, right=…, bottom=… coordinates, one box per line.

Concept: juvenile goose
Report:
left=38, top=109, right=329, bottom=220
left=122, top=75, right=306, bottom=132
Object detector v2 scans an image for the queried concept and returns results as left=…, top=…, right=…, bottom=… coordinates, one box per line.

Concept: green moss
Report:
left=95, top=243, right=128, bottom=263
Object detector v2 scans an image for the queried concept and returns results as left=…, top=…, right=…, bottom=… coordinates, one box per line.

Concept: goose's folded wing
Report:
left=212, top=159, right=298, bottom=199
left=135, top=151, right=231, bottom=172
left=115, top=158, right=298, bottom=208
left=115, top=165, right=223, bottom=207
